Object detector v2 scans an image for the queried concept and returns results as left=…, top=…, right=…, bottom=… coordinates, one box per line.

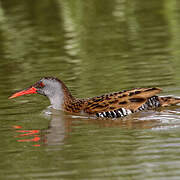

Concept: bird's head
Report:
left=9, top=77, right=71, bottom=110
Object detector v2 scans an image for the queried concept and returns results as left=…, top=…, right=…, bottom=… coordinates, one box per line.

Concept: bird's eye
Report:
left=38, top=82, right=45, bottom=88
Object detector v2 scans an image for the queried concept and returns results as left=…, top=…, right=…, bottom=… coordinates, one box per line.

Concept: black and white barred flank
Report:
left=96, top=96, right=161, bottom=118
left=96, top=108, right=133, bottom=118
left=137, top=96, right=160, bottom=111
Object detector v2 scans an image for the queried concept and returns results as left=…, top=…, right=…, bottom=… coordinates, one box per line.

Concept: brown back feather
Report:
left=84, top=87, right=162, bottom=114
left=158, top=96, right=180, bottom=106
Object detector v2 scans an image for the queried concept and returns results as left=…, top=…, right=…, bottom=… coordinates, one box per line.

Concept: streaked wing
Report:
left=84, top=87, right=162, bottom=114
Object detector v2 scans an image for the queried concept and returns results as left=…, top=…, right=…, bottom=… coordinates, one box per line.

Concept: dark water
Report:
left=1, top=0, right=180, bottom=179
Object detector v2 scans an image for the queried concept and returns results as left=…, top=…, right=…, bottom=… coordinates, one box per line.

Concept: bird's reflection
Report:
left=13, top=110, right=68, bottom=146
left=45, top=111, right=67, bottom=146
left=13, top=110, right=166, bottom=147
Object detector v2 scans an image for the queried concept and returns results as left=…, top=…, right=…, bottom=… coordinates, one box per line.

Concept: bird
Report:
left=9, top=77, right=180, bottom=118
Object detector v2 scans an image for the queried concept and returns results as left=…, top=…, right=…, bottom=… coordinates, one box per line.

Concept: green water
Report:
left=1, top=0, right=180, bottom=179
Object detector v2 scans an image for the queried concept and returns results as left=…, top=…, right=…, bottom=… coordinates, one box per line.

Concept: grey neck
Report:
left=49, top=92, right=64, bottom=110
left=43, top=79, right=65, bottom=110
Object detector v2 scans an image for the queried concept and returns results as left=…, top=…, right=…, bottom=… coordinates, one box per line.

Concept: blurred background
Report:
left=1, top=0, right=180, bottom=180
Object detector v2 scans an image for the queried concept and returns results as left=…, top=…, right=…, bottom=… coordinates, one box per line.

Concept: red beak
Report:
left=9, top=86, right=37, bottom=99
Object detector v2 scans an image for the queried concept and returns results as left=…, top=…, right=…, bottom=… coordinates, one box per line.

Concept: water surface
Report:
left=1, top=0, right=180, bottom=179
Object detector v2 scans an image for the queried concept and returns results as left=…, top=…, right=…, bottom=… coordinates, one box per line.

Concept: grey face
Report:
left=35, top=78, right=64, bottom=110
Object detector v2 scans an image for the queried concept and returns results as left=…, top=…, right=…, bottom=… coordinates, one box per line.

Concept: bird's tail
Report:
left=158, top=96, right=180, bottom=107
